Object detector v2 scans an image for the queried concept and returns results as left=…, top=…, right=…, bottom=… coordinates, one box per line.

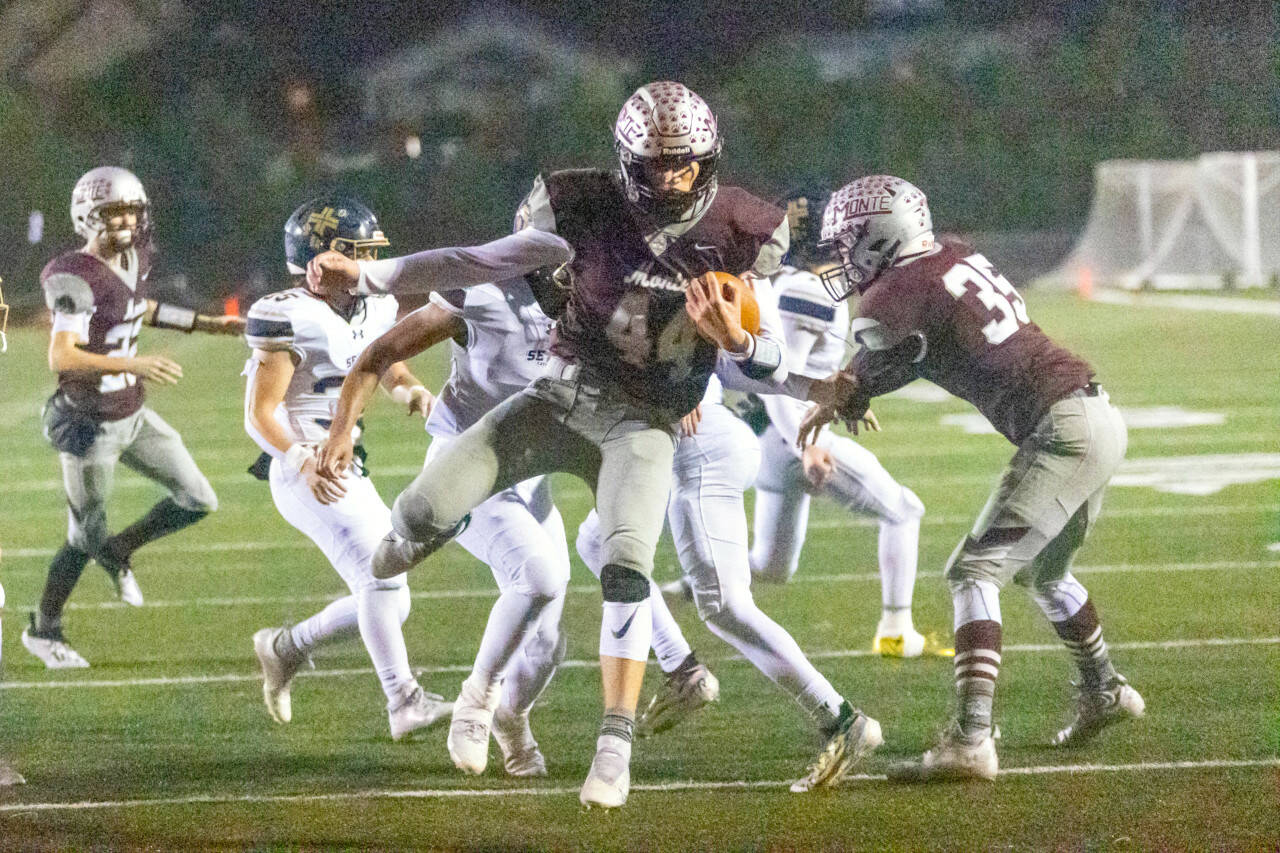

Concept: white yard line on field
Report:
left=0, top=757, right=1276, bottom=814
left=3, top=502, right=1275, bottom=561
left=1, top=635, right=1275, bottom=691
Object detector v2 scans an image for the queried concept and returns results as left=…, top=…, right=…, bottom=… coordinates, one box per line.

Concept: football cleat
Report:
left=111, top=568, right=144, bottom=607
left=580, top=737, right=631, bottom=809
left=0, top=760, right=25, bottom=787
left=446, top=678, right=499, bottom=771
left=97, top=540, right=144, bottom=607
left=492, top=706, right=548, bottom=777
left=252, top=627, right=309, bottom=724
left=1051, top=676, right=1145, bottom=748
left=887, top=721, right=998, bottom=783
left=790, top=701, right=883, bottom=792
left=22, top=615, right=89, bottom=669
left=635, top=653, right=719, bottom=737
left=388, top=686, right=453, bottom=741
left=873, top=628, right=954, bottom=659
left=371, top=517, right=468, bottom=580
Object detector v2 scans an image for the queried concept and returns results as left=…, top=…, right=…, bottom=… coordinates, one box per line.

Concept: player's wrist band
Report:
left=149, top=302, right=198, bottom=332
left=724, top=333, right=757, bottom=362
left=283, top=443, right=315, bottom=475
left=391, top=384, right=427, bottom=406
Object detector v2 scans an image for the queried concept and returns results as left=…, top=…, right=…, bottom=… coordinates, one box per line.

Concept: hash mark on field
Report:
left=0, top=758, right=1276, bottom=813
left=1, top=636, right=1275, bottom=691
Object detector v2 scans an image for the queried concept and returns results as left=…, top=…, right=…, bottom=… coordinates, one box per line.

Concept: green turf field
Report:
left=0, top=290, right=1277, bottom=850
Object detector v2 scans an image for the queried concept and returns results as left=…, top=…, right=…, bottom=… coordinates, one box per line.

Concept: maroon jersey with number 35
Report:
left=852, top=238, right=1092, bottom=444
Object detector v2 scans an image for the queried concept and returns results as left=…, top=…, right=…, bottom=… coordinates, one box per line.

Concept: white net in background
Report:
left=1040, top=151, right=1280, bottom=290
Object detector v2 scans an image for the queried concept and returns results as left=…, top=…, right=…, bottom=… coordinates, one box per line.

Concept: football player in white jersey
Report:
left=320, top=264, right=571, bottom=779
left=576, top=274, right=886, bottom=792
left=244, top=197, right=452, bottom=740
left=749, top=191, right=948, bottom=658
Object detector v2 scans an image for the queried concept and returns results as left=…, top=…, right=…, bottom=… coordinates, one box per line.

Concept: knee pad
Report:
left=600, top=563, right=649, bottom=603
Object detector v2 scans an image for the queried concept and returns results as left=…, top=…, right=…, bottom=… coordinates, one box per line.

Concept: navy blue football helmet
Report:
left=283, top=196, right=389, bottom=274
left=777, top=187, right=833, bottom=271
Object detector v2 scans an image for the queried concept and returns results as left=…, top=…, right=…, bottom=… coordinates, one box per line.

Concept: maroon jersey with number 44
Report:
left=851, top=238, right=1093, bottom=444
left=542, top=169, right=784, bottom=418
left=41, top=250, right=148, bottom=421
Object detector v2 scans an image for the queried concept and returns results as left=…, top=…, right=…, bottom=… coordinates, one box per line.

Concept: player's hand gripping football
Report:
left=685, top=272, right=751, bottom=355
left=306, top=250, right=361, bottom=297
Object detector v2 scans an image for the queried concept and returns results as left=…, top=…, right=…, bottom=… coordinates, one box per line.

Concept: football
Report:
left=706, top=271, right=761, bottom=335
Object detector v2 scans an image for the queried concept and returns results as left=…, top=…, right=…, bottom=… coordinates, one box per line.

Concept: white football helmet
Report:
left=70, top=166, right=151, bottom=253
left=819, top=175, right=933, bottom=301
left=613, top=81, right=721, bottom=223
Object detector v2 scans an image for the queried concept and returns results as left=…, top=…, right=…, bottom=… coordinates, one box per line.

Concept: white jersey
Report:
left=244, top=288, right=399, bottom=446
left=763, top=266, right=850, bottom=449
left=425, top=277, right=553, bottom=437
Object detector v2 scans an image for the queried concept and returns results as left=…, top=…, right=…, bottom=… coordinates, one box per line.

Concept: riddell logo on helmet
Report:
left=661, top=145, right=692, bottom=156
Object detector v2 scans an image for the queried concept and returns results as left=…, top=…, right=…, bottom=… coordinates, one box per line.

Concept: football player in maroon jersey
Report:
left=24, top=167, right=244, bottom=669
left=311, top=82, right=876, bottom=808
left=799, top=175, right=1145, bottom=782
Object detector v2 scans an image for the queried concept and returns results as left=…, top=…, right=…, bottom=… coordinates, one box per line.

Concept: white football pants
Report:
left=750, top=423, right=924, bottom=622
left=268, top=460, right=415, bottom=707
left=579, top=404, right=845, bottom=726
left=426, top=433, right=570, bottom=712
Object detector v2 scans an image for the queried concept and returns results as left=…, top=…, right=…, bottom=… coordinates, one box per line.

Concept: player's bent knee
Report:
left=390, top=490, right=456, bottom=541
left=749, top=553, right=795, bottom=585
left=600, top=563, right=649, bottom=603
left=174, top=480, right=218, bottom=514
left=901, top=486, right=925, bottom=520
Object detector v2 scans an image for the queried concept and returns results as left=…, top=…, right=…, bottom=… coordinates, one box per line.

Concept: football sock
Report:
left=878, top=514, right=921, bottom=613
left=954, top=619, right=1002, bottom=741
left=37, top=543, right=91, bottom=633
left=471, top=589, right=548, bottom=691
left=1051, top=598, right=1119, bottom=690
left=289, top=595, right=360, bottom=652
left=748, top=488, right=805, bottom=583
left=704, top=594, right=843, bottom=728
left=648, top=580, right=692, bottom=673
left=876, top=607, right=915, bottom=638
left=501, top=598, right=566, bottom=715
left=105, top=497, right=209, bottom=560
left=600, top=710, right=635, bottom=745
left=357, top=586, right=416, bottom=705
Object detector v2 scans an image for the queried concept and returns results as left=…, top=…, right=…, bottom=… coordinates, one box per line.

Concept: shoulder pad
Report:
left=42, top=271, right=95, bottom=315
left=245, top=289, right=304, bottom=351
left=775, top=269, right=838, bottom=325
